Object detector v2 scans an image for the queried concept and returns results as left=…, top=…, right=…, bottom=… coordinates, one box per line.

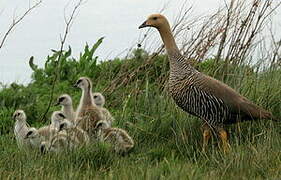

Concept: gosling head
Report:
left=138, top=14, right=170, bottom=30
left=74, top=77, right=92, bottom=91
left=51, top=111, right=66, bottom=128
left=95, top=120, right=110, bottom=130
left=13, top=110, right=26, bottom=121
left=40, top=141, right=48, bottom=154
left=55, top=94, right=73, bottom=106
left=59, top=119, right=74, bottom=131
left=24, top=127, right=39, bottom=139
left=93, top=92, right=105, bottom=107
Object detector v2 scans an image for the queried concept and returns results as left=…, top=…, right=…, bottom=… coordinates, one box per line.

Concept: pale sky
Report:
left=0, top=0, right=279, bottom=84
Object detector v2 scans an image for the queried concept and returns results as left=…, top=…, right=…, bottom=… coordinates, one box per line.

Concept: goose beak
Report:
left=73, top=84, right=78, bottom=88
left=139, top=21, right=148, bottom=29
left=54, top=102, right=60, bottom=106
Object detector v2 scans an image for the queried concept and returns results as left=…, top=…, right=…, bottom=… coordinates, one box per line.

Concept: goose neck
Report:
left=158, top=27, right=180, bottom=56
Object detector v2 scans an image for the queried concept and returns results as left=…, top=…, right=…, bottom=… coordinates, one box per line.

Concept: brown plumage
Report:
left=59, top=119, right=90, bottom=145
left=74, top=77, right=105, bottom=139
left=76, top=106, right=103, bottom=137
left=95, top=120, right=134, bottom=154
left=93, top=92, right=115, bottom=126
left=139, top=14, right=277, bottom=151
left=40, top=131, right=77, bottom=153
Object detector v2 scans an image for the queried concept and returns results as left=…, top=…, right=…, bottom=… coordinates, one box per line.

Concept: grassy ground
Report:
left=0, top=46, right=280, bottom=179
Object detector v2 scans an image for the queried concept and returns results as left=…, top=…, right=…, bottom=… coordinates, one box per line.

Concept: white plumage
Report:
left=13, top=110, right=32, bottom=150
left=56, top=94, right=76, bottom=123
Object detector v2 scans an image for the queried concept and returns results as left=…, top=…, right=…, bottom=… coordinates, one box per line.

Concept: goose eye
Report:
left=93, top=95, right=98, bottom=99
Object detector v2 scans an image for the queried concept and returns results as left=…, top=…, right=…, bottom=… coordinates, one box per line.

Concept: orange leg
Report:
left=202, top=124, right=212, bottom=152
left=218, top=128, right=230, bottom=153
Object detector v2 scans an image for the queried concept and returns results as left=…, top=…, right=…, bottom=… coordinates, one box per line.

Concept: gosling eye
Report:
left=152, top=17, right=158, bottom=20
left=93, top=95, right=98, bottom=99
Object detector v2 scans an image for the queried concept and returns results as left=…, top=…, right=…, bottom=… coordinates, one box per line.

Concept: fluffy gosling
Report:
left=55, top=94, right=76, bottom=123
left=13, top=110, right=32, bottom=149
left=95, top=120, right=134, bottom=154
left=74, top=77, right=105, bottom=139
left=93, top=92, right=115, bottom=126
left=40, top=131, right=77, bottom=153
left=37, top=111, right=66, bottom=137
left=24, top=127, right=58, bottom=149
left=59, top=119, right=89, bottom=145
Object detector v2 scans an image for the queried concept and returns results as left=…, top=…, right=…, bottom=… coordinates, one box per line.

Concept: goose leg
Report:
left=202, top=124, right=211, bottom=152
left=218, top=128, right=230, bottom=153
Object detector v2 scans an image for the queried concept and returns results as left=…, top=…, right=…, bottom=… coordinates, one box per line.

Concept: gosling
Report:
left=40, top=131, right=76, bottom=153
left=13, top=110, right=32, bottom=150
left=24, top=127, right=58, bottom=149
left=37, top=111, right=66, bottom=138
left=55, top=94, right=76, bottom=123
left=95, top=120, right=134, bottom=154
left=59, top=119, right=90, bottom=146
left=93, top=92, right=115, bottom=126
left=74, top=77, right=105, bottom=139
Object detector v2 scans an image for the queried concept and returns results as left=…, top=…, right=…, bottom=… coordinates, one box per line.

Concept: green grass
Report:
left=0, top=44, right=281, bottom=179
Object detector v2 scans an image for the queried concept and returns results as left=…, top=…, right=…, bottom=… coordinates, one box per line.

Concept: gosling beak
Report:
left=138, top=21, right=148, bottom=29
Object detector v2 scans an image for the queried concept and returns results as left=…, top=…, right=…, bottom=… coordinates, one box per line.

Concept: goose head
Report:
left=139, top=14, right=170, bottom=30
